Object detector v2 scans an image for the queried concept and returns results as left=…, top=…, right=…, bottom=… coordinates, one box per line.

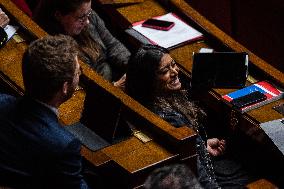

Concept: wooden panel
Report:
left=117, top=0, right=167, bottom=22
left=185, top=0, right=233, bottom=35
left=58, top=90, right=86, bottom=125
left=233, top=0, right=284, bottom=72
left=102, top=137, right=175, bottom=172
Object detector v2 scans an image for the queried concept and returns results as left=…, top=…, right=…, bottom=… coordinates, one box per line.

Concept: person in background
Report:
left=144, top=164, right=203, bottom=189
left=126, top=44, right=255, bottom=189
left=0, top=8, right=9, bottom=47
left=34, top=0, right=131, bottom=89
left=0, top=8, right=9, bottom=28
left=0, top=35, right=90, bottom=189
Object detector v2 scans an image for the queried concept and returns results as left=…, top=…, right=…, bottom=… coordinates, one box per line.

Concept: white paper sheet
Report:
left=132, top=13, right=203, bottom=48
left=4, top=25, right=19, bottom=41
left=260, top=118, right=284, bottom=155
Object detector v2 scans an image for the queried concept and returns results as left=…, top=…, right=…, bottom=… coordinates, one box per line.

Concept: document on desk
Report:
left=132, top=13, right=203, bottom=49
left=4, top=25, right=19, bottom=41
left=260, top=118, right=284, bottom=155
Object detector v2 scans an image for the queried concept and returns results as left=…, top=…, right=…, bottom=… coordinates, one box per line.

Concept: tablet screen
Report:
left=191, top=52, right=248, bottom=90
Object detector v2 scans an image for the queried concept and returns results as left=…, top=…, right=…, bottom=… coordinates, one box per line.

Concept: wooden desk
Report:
left=95, top=0, right=284, bottom=186
left=0, top=0, right=197, bottom=188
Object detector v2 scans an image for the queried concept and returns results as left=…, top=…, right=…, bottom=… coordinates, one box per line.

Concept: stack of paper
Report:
left=132, top=13, right=203, bottom=49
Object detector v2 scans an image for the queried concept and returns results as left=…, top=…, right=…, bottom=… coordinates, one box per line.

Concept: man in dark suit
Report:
left=0, top=35, right=89, bottom=189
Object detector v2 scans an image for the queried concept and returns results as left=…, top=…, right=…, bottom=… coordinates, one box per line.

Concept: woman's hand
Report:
left=207, top=138, right=226, bottom=157
left=0, top=9, right=9, bottom=28
left=113, top=74, right=126, bottom=90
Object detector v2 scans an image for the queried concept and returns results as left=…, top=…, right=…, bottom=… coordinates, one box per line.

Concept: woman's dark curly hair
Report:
left=126, top=44, right=169, bottom=106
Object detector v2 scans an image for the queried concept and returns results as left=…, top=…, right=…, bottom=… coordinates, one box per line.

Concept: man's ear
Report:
left=62, top=81, right=69, bottom=95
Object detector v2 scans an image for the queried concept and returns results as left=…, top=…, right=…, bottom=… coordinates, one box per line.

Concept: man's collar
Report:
left=35, top=99, right=59, bottom=117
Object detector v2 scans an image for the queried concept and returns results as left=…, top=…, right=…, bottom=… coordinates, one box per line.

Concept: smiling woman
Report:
left=155, top=55, right=181, bottom=92
left=126, top=45, right=185, bottom=107
left=33, top=0, right=131, bottom=88
left=126, top=44, right=255, bottom=189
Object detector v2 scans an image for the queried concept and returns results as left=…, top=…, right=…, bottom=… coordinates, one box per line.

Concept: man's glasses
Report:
left=75, top=9, right=93, bottom=23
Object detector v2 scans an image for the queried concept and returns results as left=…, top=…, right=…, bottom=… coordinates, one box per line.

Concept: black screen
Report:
left=191, top=52, right=248, bottom=89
